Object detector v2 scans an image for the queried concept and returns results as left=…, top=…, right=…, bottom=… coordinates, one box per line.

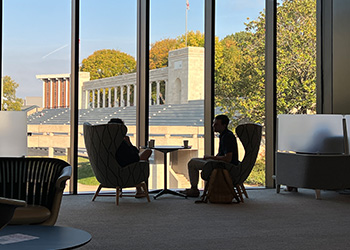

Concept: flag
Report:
left=186, top=0, right=190, bottom=10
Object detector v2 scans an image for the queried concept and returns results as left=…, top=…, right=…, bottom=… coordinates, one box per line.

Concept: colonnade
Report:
left=42, top=78, right=69, bottom=109
left=85, top=80, right=166, bottom=109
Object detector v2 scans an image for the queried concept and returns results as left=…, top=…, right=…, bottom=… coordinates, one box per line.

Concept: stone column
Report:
left=133, top=84, right=137, bottom=106
left=120, top=86, right=124, bottom=107
left=42, top=80, right=45, bottom=108
left=114, top=87, right=118, bottom=107
left=156, top=81, right=160, bottom=105
left=92, top=89, right=95, bottom=108
left=97, top=89, right=101, bottom=108
left=50, top=79, right=53, bottom=108
left=65, top=78, right=69, bottom=108
left=57, top=78, right=61, bottom=108
left=149, top=82, right=152, bottom=105
left=83, top=89, right=88, bottom=109
left=108, top=88, right=112, bottom=107
left=163, top=80, right=167, bottom=104
left=127, top=85, right=131, bottom=106
left=102, top=88, right=106, bottom=108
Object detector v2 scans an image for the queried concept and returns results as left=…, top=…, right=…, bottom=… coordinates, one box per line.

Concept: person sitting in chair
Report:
left=181, top=114, right=239, bottom=197
left=108, top=118, right=152, bottom=197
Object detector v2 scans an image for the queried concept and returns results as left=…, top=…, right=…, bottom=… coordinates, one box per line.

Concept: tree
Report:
left=149, top=30, right=223, bottom=70
left=177, top=30, right=205, bottom=48
left=80, top=49, right=136, bottom=80
left=2, top=76, right=23, bottom=111
left=215, top=0, right=316, bottom=126
left=149, top=38, right=179, bottom=70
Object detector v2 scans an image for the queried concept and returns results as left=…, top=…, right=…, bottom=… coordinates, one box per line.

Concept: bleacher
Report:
left=27, top=100, right=219, bottom=127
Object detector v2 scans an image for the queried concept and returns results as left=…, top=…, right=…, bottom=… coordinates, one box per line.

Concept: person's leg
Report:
left=181, top=158, right=207, bottom=197
left=188, top=158, right=207, bottom=190
left=139, top=149, right=152, bottom=161
left=134, top=149, right=152, bottom=198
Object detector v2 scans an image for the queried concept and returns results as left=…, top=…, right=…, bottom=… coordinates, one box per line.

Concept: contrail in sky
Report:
left=42, top=44, right=69, bottom=59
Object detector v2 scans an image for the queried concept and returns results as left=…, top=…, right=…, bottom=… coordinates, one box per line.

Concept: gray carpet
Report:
left=57, top=189, right=350, bottom=250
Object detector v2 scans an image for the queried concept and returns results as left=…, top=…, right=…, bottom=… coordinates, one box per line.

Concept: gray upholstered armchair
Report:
left=0, top=157, right=71, bottom=225
left=83, top=122, right=150, bottom=205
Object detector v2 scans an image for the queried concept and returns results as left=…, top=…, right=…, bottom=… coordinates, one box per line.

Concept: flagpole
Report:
left=185, top=1, right=188, bottom=47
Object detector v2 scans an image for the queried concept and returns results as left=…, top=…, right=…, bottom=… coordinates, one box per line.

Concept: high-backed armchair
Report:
left=0, top=157, right=71, bottom=225
left=200, top=123, right=262, bottom=203
left=83, top=122, right=150, bottom=205
left=234, top=123, right=262, bottom=202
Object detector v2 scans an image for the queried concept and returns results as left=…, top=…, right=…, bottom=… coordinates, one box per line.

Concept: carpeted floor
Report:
left=57, top=188, right=350, bottom=250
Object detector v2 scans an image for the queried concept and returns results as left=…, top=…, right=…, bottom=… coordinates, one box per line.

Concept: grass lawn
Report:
left=55, top=156, right=99, bottom=186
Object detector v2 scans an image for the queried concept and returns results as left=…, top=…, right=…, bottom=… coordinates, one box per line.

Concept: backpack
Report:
left=196, top=168, right=240, bottom=204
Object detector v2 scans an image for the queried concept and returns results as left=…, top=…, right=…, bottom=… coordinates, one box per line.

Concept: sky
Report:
left=2, top=0, right=264, bottom=99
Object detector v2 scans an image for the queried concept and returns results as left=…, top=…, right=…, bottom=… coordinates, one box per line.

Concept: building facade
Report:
left=36, top=72, right=90, bottom=110
left=36, top=47, right=204, bottom=110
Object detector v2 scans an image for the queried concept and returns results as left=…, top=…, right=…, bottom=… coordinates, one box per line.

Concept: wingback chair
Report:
left=234, top=123, right=262, bottom=202
left=199, top=123, right=262, bottom=203
left=83, top=122, right=150, bottom=205
left=0, top=157, right=71, bottom=225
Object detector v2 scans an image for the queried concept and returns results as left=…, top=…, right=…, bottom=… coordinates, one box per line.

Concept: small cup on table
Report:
left=148, top=139, right=155, bottom=148
left=183, top=140, right=189, bottom=148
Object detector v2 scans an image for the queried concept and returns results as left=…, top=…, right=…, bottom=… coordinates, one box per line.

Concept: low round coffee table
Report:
left=0, top=225, right=91, bottom=249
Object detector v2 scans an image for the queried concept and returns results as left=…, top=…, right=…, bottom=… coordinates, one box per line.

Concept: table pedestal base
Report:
left=153, top=189, right=187, bottom=199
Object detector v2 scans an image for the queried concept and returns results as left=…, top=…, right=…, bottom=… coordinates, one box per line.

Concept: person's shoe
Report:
left=180, top=188, right=200, bottom=197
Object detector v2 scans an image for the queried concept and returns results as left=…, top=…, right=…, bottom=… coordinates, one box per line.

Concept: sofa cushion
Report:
left=10, top=205, right=51, bottom=225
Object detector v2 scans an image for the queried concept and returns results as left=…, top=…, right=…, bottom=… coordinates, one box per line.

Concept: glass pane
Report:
left=149, top=0, right=205, bottom=191
left=78, top=0, right=137, bottom=193
left=276, top=0, right=316, bottom=115
left=215, top=0, right=266, bottom=187
left=3, top=1, right=71, bottom=187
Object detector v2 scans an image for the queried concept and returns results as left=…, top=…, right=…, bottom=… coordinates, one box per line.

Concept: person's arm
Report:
left=204, top=152, right=232, bottom=163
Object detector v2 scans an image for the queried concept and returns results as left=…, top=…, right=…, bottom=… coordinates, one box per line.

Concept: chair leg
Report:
left=92, top=184, right=103, bottom=201
left=240, top=184, right=249, bottom=198
left=116, top=187, right=121, bottom=205
left=315, top=189, right=321, bottom=200
left=141, top=182, right=151, bottom=202
left=276, top=184, right=281, bottom=193
left=235, top=185, right=244, bottom=203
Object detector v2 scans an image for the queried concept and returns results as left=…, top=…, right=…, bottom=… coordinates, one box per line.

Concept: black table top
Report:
left=143, top=145, right=192, bottom=152
left=0, top=225, right=91, bottom=250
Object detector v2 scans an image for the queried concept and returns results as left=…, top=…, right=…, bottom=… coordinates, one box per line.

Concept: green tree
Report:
left=2, top=76, right=23, bottom=111
left=80, top=49, right=136, bottom=80
left=215, top=0, right=316, bottom=126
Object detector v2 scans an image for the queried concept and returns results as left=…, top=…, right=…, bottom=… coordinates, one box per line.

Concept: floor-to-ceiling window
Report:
left=148, top=0, right=205, bottom=191
left=77, top=0, right=137, bottom=193
left=276, top=0, right=316, bottom=116
left=2, top=1, right=71, bottom=184
left=215, top=0, right=266, bottom=187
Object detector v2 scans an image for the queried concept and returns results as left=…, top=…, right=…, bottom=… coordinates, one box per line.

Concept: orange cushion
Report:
left=10, top=205, right=51, bottom=225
